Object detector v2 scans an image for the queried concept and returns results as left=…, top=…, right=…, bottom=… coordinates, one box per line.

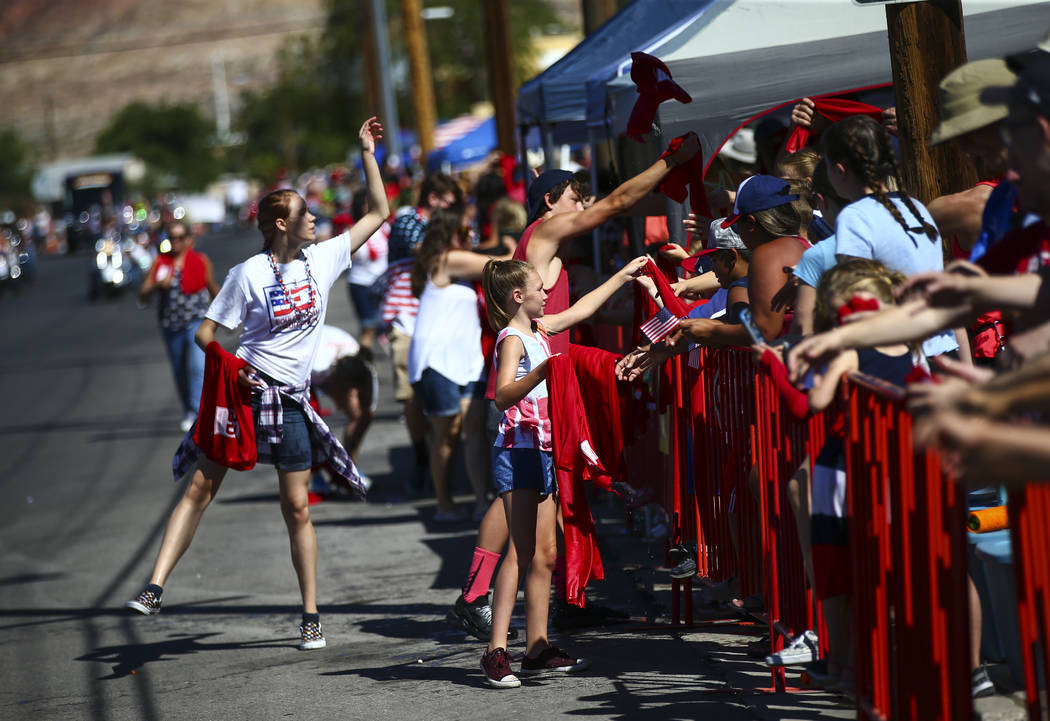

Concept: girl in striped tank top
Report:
left=477, top=255, right=647, bottom=688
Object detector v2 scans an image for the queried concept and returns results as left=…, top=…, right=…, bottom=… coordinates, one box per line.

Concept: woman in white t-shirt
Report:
left=124, top=118, right=390, bottom=652
left=407, top=209, right=511, bottom=522
left=821, top=115, right=959, bottom=358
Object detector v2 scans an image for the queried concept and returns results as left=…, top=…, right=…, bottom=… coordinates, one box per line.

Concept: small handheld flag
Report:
left=640, top=306, right=680, bottom=344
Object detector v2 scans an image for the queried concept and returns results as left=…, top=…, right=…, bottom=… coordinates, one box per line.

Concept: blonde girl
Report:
left=477, top=255, right=647, bottom=689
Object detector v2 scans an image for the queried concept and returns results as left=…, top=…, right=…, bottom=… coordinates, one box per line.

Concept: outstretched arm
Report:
left=347, top=117, right=391, bottom=254
left=543, top=256, right=648, bottom=334
left=528, top=135, right=701, bottom=273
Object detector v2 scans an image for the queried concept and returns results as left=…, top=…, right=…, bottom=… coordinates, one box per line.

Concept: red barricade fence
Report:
left=1008, top=484, right=1050, bottom=719
left=622, top=346, right=985, bottom=718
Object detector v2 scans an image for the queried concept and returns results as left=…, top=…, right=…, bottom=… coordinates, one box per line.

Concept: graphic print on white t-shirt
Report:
left=266, top=279, right=320, bottom=333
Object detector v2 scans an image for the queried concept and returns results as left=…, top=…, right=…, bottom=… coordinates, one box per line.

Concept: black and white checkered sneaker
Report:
left=299, top=620, right=326, bottom=650
left=125, top=588, right=162, bottom=616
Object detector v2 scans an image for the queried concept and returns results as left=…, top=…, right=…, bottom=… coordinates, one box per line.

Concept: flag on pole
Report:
left=640, top=306, right=680, bottom=344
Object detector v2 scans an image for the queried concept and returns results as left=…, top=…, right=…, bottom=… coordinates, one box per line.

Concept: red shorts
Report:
left=812, top=543, right=851, bottom=600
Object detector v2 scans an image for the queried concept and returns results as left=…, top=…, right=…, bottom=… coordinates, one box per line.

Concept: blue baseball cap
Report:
left=720, top=175, right=800, bottom=229
left=527, top=169, right=575, bottom=223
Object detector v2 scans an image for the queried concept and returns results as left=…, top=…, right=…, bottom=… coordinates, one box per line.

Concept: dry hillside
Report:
left=0, top=0, right=326, bottom=159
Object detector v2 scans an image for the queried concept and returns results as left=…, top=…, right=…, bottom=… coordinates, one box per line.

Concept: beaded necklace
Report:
left=266, top=250, right=318, bottom=327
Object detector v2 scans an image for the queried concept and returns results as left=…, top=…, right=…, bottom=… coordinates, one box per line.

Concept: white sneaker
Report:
left=179, top=412, right=196, bottom=433
left=765, top=629, right=819, bottom=666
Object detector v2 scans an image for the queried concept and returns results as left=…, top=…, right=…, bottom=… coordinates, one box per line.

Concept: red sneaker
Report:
left=480, top=647, right=521, bottom=689
left=520, top=645, right=590, bottom=674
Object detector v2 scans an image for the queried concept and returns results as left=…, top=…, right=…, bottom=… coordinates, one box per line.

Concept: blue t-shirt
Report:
left=794, top=238, right=837, bottom=288
left=834, top=194, right=957, bottom=357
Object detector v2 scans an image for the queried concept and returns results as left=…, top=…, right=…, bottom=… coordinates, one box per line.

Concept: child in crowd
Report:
left=759, top=259, right=916, bottom=691
left=477, top=254, right=648, bottom=689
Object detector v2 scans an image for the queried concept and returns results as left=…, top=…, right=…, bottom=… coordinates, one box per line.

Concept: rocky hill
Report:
left=0, top=0, right=326, bottom=159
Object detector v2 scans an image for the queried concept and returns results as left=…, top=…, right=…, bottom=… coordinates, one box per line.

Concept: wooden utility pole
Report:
left=581, top=0, right=618, bottom=34
left=885, top=0, right=977, bottom=203
left=359, top=0, right=381, bottom=114
left=483, top=0, right=516, bottom=156
left=402, top=0, right=437, bottom=158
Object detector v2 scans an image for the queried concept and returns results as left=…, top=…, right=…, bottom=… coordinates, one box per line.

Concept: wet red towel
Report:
left=547, top=353, right=610, bottom=607
left=194, top=342, right=256, bottom=470
left=627, top=52, right=692, bottom=141
left=784, top=98, right=884, bottom=154
left=658, top=132, right=714, bottom=220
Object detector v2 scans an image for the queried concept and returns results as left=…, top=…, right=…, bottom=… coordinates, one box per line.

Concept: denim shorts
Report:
left=412, top=367, right=475, bottom=417
left=252, top=393, right=313, bottom=471
left=492, top=447, right=556, bottom=497
left=348, top=282, right=381, bottom=329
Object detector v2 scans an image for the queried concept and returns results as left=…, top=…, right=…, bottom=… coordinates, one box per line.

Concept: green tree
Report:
left=229, top=0, right=569, bottom=182
left=95, top=102, right=219, bottom=192
left=0, top=128, right=36, bottom=213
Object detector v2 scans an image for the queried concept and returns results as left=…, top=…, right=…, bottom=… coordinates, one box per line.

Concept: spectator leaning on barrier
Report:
left=820, top=115, right=963, bottom=361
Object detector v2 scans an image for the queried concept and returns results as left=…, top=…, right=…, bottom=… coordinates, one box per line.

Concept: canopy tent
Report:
left=517, top=0, right=716, bottom=146
left=585, top=0, right=1050, bottom=171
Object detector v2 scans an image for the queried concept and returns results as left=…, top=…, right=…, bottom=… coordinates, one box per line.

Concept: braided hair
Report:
left=821, top=116, right=938, bottom=244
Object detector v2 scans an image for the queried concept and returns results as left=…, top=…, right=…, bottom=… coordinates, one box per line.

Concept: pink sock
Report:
left=463, top=547, right=501, bottom=603
left=553, top=555, right=567, bottom=601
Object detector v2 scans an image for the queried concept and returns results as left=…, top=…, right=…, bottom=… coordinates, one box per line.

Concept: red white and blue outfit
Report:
left=492, top=325, right=555, bottom=496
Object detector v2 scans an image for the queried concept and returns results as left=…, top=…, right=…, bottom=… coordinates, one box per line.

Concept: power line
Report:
left=0, top=16, right=329, bottom=65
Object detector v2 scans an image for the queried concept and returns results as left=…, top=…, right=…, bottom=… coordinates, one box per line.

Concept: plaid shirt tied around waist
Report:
left=173, top=372, right=367, bottom=497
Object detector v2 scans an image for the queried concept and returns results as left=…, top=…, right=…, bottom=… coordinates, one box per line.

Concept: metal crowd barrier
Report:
left=621, top=346, right=978, bottom=718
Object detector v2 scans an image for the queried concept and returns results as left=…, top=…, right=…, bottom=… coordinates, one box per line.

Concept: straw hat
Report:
left=929, top=58, right=1016, bottom=146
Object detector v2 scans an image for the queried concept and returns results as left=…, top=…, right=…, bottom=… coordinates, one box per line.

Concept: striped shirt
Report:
left=493, top=326, right=551, bottom=452
left=376, top=257, right=418, bottom=334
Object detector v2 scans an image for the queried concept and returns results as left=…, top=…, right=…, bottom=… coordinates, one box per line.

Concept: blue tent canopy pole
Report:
left=542, top=124, right=556, bottom=172
left=520, top=125, right=531, bottom=192
left=588, top=126, right=601, bottom=273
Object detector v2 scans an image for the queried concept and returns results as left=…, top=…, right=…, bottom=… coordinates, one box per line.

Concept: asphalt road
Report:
left=0, top=227, right=854, bottom=721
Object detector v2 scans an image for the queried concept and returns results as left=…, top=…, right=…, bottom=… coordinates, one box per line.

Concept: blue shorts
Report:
left=348, top=282, right=382, bottom=330
left=412, top=367, right=474, bottom=417
left=252, top=393, right=313, bottom=471
left=492, top=447, right=556, bottom=497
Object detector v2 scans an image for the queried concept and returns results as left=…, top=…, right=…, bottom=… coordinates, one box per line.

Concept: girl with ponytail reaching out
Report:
left=821, top=115, right=961, bottom=360
left=124, top=118, right=389, bottom=652
left=478, top=254, right=647, bottom=689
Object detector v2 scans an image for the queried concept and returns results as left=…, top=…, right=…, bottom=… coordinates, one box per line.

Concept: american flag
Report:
left=688, top=344, right=702, bottom=369
left=640, top=307, right=680, bottom=343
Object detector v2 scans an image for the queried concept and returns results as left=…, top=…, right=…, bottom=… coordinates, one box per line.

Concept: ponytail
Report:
left=482, top=259, right=531, bottom=331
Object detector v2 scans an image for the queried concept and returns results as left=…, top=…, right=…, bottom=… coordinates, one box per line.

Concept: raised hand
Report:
left=359, top=116, right=383, bottom=154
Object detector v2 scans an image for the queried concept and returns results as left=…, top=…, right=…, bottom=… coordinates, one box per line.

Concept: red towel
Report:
left=570, top=344, right=625, bottom=488
left=784, top=98, right=884, bottom=154
left=194, top=342, right=256, bottom=470
left=643, top=257, right=690, bottom=318
left=547, top=353, right=610, bottom=607
left=627, top=52, right=692, bottom=141
left=153, top=248, right=207, bottom=294
left=658, top=132, right=714, bottom=220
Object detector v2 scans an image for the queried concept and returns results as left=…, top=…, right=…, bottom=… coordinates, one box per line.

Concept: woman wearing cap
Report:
left=671, top=175, right=811, bottom=348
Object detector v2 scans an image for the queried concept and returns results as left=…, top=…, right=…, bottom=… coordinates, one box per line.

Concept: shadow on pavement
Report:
left=76, top=632, right=294, bottom=680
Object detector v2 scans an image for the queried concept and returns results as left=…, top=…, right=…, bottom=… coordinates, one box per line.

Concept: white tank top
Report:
left=407, top=279, right=483, bottom=386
